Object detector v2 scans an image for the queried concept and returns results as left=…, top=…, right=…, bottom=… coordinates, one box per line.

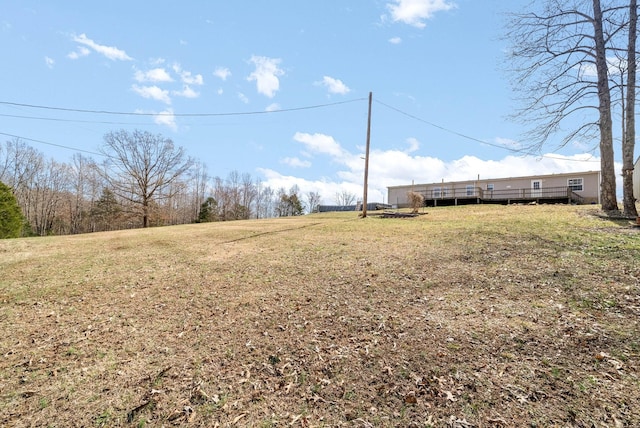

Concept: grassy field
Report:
left=1, top=204, right=639, bottom=427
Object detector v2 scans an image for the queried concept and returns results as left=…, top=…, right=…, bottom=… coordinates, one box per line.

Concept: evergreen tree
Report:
left=0, top=181, right=24, bottom=239
left=288, top=193, right=304, bottom=216
left=197, top=197, right=218, bottom=222
left=90, top=188, right=122, bottom=231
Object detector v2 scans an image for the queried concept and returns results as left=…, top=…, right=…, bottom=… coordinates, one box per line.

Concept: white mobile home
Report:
left=388, top=171, right=600, bottom=208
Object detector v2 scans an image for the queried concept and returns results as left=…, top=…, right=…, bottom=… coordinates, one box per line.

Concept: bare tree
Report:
left=593, top=0, right=618, bottom=211
left=335, top=190, right=356, bottom=206
left=31, top=159, right=68, bottom=236
left=623, top=0, right=638, bottom=216
left=256, top=184, right=275, bottom=219
left=254, top=179, right=265, bottom=219
left=306, top=190, right=322, bottom=213
left=0, top=139, right=41, bottom=223
left=505, top=0, right=623, bottom=211
left=212, top=176, right=228, bottom=220
left=190, top=162, right=209, bottom=222
left=67, top=154, right=97, bottom=234
left=225, top=170, right=242, bottom=219
left=240, top=173, right=256, bottom=219
left=98, top=129, right=194, bottom=228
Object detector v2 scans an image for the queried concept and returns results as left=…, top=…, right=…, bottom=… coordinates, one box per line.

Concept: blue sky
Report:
left=1, top=0, right=613, bottom=204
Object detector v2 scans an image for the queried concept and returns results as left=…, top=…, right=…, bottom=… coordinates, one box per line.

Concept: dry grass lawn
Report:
left=1, top=204, right=639, bottom=427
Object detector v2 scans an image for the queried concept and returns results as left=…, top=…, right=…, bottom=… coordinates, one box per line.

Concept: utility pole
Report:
left=361, top=91, right=372, bottom=218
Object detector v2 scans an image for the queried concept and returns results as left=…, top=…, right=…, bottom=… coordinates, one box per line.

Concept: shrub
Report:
left=0, top=181, right=24, bottom=239
left=407, top=191, right=425, bottom=213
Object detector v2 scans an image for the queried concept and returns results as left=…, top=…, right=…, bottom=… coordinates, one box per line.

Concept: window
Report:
left=466, top=185, right=475, bottom=196
left=486, top=184, right=494, bottom=191
left=432, top=187, right=449, bottom=198
left=568, top=178, right=583, bottom=191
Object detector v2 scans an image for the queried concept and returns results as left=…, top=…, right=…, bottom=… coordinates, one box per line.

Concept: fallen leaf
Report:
left=232, top=413, right=247, bottom=425
left=404, top=392, right=417, bottom=404
left=445, top=390, right=457, bottom=402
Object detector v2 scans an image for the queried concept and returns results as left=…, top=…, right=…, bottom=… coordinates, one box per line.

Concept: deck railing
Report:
left=419, top=186, right=584, bottom=204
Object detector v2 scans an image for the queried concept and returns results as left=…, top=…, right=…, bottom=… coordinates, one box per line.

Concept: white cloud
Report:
left=131, top=84, right=171, bottom=104
left=134, top=67, right=173, bottom=83
left=265, top=103, right=281, bottom=112
left=389, top=37, right=403, bottom=44
left=281, top=157, right=312, bottom=168
left=71, top=33, right=132, bottom=60
left=293, top=132, right=348, bottom=158
left=181, top=70, right=204, bottom=85
left=44, top=56, right=54, bottom=68
left=154, top=108, right=177, bottom=131
left=172, top=85, right=199, bottom=99
left=405, top=137, right=420, bottom=153
left=316, top=76, right=351, bottom=95
left=387, top=0, right=456, bottom=28
left=172, top=63, right=204, bottom=85
left=217, top=88, right=224, bottom=95
left=257, top=168, right=363, bottom=207
left=247, top=55, right=284, bottom=98
left=260, top=127, right=605, bottom=206
left=238, top=92, right=249, bottom=104
left=67, top=46, right=90, bottom=60
left=577, top=56, right=626, bottom=80
left=213, top=67, right=231, bottom=81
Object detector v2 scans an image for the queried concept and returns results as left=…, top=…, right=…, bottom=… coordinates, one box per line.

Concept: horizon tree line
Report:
left=0, top=131, right=336, bottom=237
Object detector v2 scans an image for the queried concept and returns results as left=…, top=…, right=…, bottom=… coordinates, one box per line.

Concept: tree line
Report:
left=0, top=131, right=321, bottom=237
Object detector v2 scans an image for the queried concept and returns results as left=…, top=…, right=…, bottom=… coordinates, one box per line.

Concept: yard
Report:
left=1, top=204, right=639, bottom=427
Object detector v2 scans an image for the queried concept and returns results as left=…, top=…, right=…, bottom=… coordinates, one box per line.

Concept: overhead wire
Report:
left=1, top=96, right=600, bottom=163
left=0, top=97, right=367, bottom=117
left=374, top=98, right=525, bottom=153
left=373, top=98, right=600, bottom=163
left=0, top=97, right=368, bottom=156
left=0, top=132, right=104, bottom=156
left=0, top=113, right=150, bottom=126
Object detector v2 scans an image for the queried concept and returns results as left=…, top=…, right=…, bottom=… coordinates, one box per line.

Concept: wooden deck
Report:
left=420, top=186, right=585, bottom=207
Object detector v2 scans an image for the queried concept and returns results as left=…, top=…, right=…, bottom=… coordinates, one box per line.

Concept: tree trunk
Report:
left=143, top=198, right=149, bottom=228
left=623, top=0, right=638, bottom=217
left=593, top=0, right=619, bottom=212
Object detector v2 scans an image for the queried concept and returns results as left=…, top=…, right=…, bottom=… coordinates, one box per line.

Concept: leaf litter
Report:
left=0, top=205, right=638, bottom=426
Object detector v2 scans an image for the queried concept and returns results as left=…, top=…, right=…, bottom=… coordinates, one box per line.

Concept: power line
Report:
left=373, top=98, right=600, bottom=163
left=1, top=97, right=600, bottom=164
left=0, top=98, right=368, bottom=157
left=0, top=97, right=367, bottom=117
left=0, top=113, right=149, bottom=126
left=0, top=132, right=104, bottom=157
left=374, top=98, right=522, bottom=152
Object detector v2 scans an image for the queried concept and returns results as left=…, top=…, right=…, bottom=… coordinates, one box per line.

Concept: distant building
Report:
left=388, top=171, right=600, bottom=208
left=316, top=202, right=386, bottom=213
